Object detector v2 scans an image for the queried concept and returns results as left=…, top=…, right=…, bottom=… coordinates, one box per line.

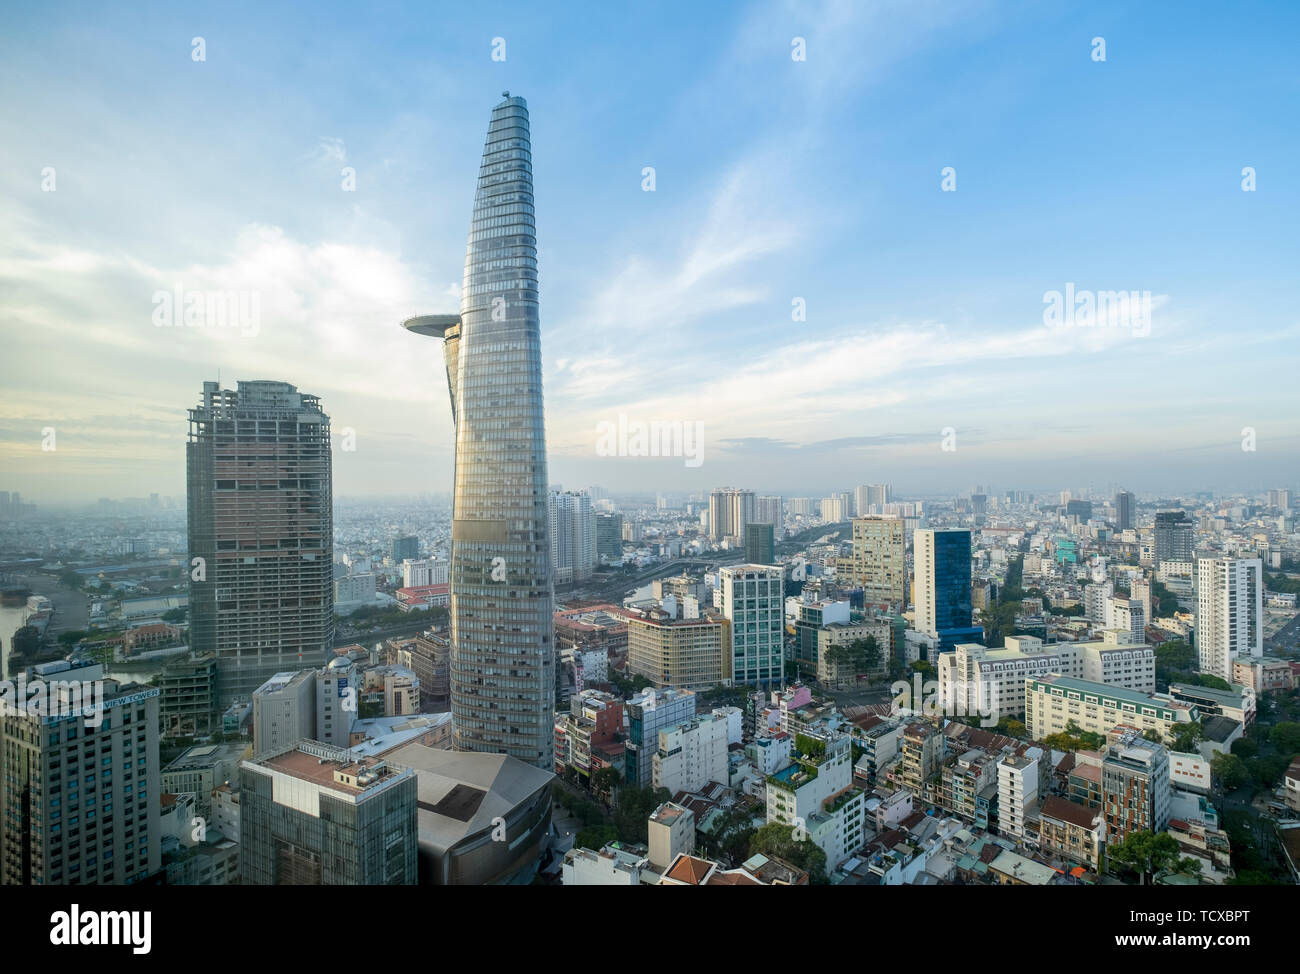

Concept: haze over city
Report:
left=3, top=0, right=1299, bottom=506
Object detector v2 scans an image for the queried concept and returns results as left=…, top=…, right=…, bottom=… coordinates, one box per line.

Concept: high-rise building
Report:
left=1153, top=510, right=1195, bottom=566
left=239, top=741, right=418, bottom=885
left=1195, top=557, right=1263, bottom=681
left=851, top=516, right=906, bottom=609
left=392, top=536, right=419, bottom=563
left=187, top=380, right=334, bottom=705
left=821, top=491, right=850, bottom=523
left=402, top=557, right=448, bottom=588
left=550, top=489, right=595, bottom=585
left=913, top=529, right=977, bottom=648
left=743, top=522, right=775, bottom=565
left=1066, top=499, right=1093, bottom=521
left=866, top=484, right=890, bottom=509
left=1, top=670, right=162, bottom=886
left=1114, top=490, right=1135, bottom=531
left=402, top=94, right=554, bottom=769
left=1106, top=596, right=1146, bottom=645
left=719, top=564, right=784, bottom=688
left=624, top=688, right=697, bottom=789
left=755, top=495, right=783, bottom=527
left=708, top=488, right=755, bottom=542
left=595, top=512, right=624, bottom=561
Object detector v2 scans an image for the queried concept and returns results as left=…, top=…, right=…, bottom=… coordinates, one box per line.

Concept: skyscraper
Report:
left=719, top=564, right=784, bottom=688
left=187, top=380, right=334, bottom=704
left=403, top=94, right=554, bottom=769
left=1153, top=510, right=1194, bottom=567
left=914, top=529, right=979, bottom=650
left=709, top=488, right=755, bottom=543
left=851, top=516, right=906, bottom=609
left=743, top=522, right=775, bottom=565
left=1114, top=490, right=1134, bottom=531
left=594, top=512, right=624, bottom=562
left=550, top=489, right=595, bottom=585
left=1195, top=557, right=1263, bottom=681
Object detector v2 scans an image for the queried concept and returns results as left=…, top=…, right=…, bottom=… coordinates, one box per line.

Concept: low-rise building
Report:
left=1037, top=795, right=1104, bottom=870
left=1025, top=675, right=1197, bottom=745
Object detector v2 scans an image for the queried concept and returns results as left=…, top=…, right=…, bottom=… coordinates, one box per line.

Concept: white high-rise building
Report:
left=709, top=488, right=756, bottom=543
left=720, top=564, right=784, bottom=688
left=1084, top=581, right=1114, bottom=623
left=998, top=752, right=1040, bottom=839
left=402, top=557, right=448, bottom=587
left=653, top=712, right=730, bottom=794
left=1195, top=557, right=1263, bottom=681
left=1106, top=596, right=1145, bottom=644
left=550, top=489, right=596, bottom=585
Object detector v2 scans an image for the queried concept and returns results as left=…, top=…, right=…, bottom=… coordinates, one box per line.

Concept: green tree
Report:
left=1269, top=721, right=1300, bottom=756
left=1107, top=831, right=1191, bottom=885
left=573, top=824, right=619, bottom=851
left=748, top=822, right=830, bottom=884
left=613, top=784, right=671, bottom=844
left=1169, top=722, right=1202, bottom=754
left=57, top=629, right=88, bottom=647
left=1211, top=752, right=1251, bottom=791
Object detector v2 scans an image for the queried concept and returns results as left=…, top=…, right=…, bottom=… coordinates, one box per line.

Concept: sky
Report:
left=1, top=0, right=1298, bottom=507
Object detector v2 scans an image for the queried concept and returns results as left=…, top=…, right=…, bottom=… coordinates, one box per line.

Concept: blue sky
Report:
left=2, top=0, right=1298, bottom=505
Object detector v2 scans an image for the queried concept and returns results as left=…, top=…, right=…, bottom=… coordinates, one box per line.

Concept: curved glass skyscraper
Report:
left=404, top=93, right=554, bottom=769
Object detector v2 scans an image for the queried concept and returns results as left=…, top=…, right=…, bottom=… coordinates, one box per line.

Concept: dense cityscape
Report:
left=2, top=4, right=1297, bottom=958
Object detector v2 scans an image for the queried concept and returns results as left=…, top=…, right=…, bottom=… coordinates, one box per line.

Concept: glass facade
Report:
left=931, top=530, right=975, bottom=646
left=448, top=95, right=554, bottom=769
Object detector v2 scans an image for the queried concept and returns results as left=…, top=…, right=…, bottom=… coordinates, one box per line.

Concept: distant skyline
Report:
left=3, top=1, right=1299, bottom=505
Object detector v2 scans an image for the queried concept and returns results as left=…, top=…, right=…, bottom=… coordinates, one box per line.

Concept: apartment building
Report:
left=998, top=752, right=1040, bottom=839
left=765, top=734, right=864, bottom=869
left=1036, top=795, right=1105, bottom=870
left=719, top=564, right=784, bottom=689
left=1102, top=737, right=1171, bottom=841
left=0, top=676, right=162, bottom=886
left=851, top=516, right=907, bottom=609
left=653, top=713, right=730, bottom=794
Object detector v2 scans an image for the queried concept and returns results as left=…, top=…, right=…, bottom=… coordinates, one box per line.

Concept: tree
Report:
left=573, top=823, right=619, bottom=851
left=11, top=625, right=40, bottom=657
left=1107, top=831, right=1186, bottom=885
left=589, top=767, right=620, bottom=804
left=1230, top=737, right=1258, bottom=759
left=1269, top=721, right=1300, bottom=757
left=1169, top=721, right=1202, bottom=754
left=613, top=784, right=671, bottom=844
left=1142, top=729, right=1163, bottom=743
left=749, top=822, right=829, bottom=884
left=1212, top=752, right=1251, bottom=791
left=57, top=629, right=88, bottom=648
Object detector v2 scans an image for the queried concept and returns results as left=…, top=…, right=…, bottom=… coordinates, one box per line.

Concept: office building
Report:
left=1195, top=557, right=1263, bottom=682
left=550, top=489, right=595, bottom=585
left=719, top=564, right=785, bottom=688
left=624, top=688, right=697, bottom=789
left=626, top=609, right=731, bottom=690
left=187, top=380, right=334, bottom=705
left=1106, top=597, right=1146, bottom=645
left=0, top=674, right=162, bottom=886
left=709, top=488, right=755, bottom=543
left=392, top=536, right=419, bottom=563
left=1153, top=510, right=1195, bottom=566
left=1114, top=490, right=1135, bottom=531
left=744, top=522, right=775, bottom=566
left=239, top=741, right=418, bottom=884
left=402, top=94, right=555, bottom=769
left=161, top=742, right=246, bottom=816
left=251, top=669, right=316, bottom=757
left=913, top=529, right=979, bottom=649
left=851, top=516, right=907, bottom=609
left=595, top=512, right=624, bottom=561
